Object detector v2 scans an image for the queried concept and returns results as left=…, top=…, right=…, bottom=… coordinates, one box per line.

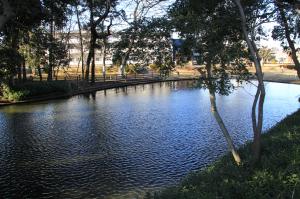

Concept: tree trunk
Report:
left=86, top=34, right=96, bottom=82
left=17, top=65, right=22, bottom=81
left=0, top=0, right=14, bottom=31
left=11, top=28, right=21, bottom=81
left=91, top=48, right=96, bottom=84
left=86, top=2, right=95, bottom=82
left=102, top=39, right=107, bottom=79
left=22, top=57, right=26, bottom=81
left=86, top=51, right=91, bottom=81
left=75, top=5, right=85, bottom=80
left=206, top=63, right=241, bottom=165
left=86, top=0, right=111, bottom=82
left=120, top=40, right=134, bottom=77
left=119, top=1, right=140, bottom=77
left=120, top=52, right=129, bottom=77
left=47, top=19, right=54, bottom=81
left=234, top=0, right=266, bottom=162
left=209, top=88, right=241, bottom=165
left=276, top=1, right=300, bottom=78
left=37, top=65, right=42, bottom=81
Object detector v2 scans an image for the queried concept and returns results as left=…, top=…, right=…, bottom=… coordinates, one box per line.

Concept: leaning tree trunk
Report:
left=207, top=63, right=241, bottom=165
left=276, top=1, right=300, bottom=78
left=234, top=0, right=266, bottom=162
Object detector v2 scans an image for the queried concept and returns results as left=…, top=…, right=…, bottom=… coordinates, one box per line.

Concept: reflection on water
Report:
left=0, top=81, right=299, bottom=198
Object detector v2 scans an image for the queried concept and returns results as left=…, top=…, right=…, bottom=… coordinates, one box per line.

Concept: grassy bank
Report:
left=150, top=110, right=300, bottom=199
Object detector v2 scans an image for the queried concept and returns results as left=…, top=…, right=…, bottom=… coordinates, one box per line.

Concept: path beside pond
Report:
left=263, top=72, right=300, bottom=84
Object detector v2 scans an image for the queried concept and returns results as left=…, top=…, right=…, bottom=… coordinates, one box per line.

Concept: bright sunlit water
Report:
left=0, top=81, right=299, bottom=198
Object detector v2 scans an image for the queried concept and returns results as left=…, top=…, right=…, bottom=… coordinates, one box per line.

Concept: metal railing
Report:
left=31, top=72, right=199, bottom=82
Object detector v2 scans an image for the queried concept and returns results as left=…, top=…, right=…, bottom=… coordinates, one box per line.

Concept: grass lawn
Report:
left=150, top=109, right=300, bottom=199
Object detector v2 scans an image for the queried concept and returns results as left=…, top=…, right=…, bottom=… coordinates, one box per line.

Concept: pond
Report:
left=0, top=81, right=299, bottom=198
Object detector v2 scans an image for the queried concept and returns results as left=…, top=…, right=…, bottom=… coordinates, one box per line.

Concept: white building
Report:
left=66, top=32, right=114, bottom=68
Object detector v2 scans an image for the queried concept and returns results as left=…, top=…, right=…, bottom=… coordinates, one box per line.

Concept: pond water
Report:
left=0, top=81, right=299, bottom=198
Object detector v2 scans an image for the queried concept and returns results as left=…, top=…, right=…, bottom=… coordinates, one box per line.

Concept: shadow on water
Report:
left=82, top=91, right=97, bottom=100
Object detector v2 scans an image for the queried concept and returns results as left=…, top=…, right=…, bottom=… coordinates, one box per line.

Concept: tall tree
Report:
left=233, top=0, right=271, bottom=162
left=1, top=0, right=42, bottom=82
left=117, top=0, right=167, bottom=77
left=114, top=17, right=174, bottom=75
left=259, top=46, right=276, bottom=65
left=273, top=0, right=300, bottom=78
left=169, top=0, right=251, bottom=165
left=74, top=1, right=86, bottom=79
left=85, top=0, right=116, bottom=84
left=42, top=0, right=73, bottom=81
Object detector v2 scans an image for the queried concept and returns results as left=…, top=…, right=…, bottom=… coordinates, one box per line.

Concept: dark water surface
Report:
left=0, top=81, right=299, bottom=198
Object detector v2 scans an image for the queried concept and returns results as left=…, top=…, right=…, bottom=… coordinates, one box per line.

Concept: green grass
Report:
left=150, top=110, right=300, bottom=199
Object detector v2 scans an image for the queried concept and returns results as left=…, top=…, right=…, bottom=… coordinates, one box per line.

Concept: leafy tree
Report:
left=74, top=0, right=87, bottom=79
left=0, top=47, right=21, bottom=84
left=116, top=0, right=168, bottom=77
left=170, top=0, right=272, bottom=163
left=0, top=0, right=42, bottom=82
left=42, top=0, right=74, bottom=81
left=234, top=0, right=273, bottom=162
left=259, top=46, right=276, bottom=65
left=169, top=0, right=252, bottom=165
left=25, top=28, right=49, bottom=81
left=114, top=17, right=174, bottom=75
left=84, top=0, right=117, bottom=84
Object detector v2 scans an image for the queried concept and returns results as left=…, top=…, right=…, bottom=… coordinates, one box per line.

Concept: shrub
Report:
left=126, top=63, right=148, bottom=74
left=12, top=81, right=76, bottom=97
left=0, top=83, right=29, bottom=101
left=282, top=64, right=295, bottom=70
left=0, top=81, right=77, bottom=101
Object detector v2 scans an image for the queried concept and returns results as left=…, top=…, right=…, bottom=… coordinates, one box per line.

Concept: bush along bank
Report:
left=0, top=81, right=78, bottom=102
left=148, top=109, right=300, bottom=199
